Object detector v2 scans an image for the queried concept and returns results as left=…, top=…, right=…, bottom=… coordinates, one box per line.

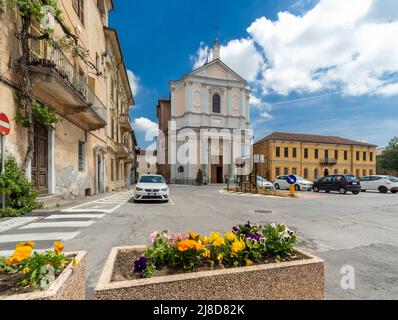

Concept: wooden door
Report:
left=31, top=124, right=49, bottom=195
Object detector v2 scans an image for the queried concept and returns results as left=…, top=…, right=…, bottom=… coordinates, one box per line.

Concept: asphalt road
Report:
left=1, top=186, right=397, bottom=299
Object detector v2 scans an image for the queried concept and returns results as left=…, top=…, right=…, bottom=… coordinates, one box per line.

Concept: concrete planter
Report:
left=95, top=246, right=324, bottom=300
left=1, top=251, right=86, bottom=300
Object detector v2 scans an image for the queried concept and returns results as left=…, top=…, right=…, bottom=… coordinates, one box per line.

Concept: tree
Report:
left=379, top=137, right=398, bottom=172
left=196, top=169, right=203, bottom=186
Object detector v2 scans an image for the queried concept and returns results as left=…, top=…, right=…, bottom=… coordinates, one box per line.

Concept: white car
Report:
left=257, top=176, right=274, bottom=190
left=359, top=175, right=398, bottom=194
left=134, top=175, right=169, bottom=202
left=274, top=175, right=313, bottom=191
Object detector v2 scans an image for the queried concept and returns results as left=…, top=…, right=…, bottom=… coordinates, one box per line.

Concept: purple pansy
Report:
left=133, top=257, right=147, bottom=273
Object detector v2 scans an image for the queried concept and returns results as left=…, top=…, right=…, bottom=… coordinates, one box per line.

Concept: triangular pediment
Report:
left=189, top=59, right=246, bottom=83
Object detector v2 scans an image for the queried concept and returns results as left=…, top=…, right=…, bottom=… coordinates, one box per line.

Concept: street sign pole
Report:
left=1, top=134, right=4, bottom=209
left=0, top=112, right=11, bottom=210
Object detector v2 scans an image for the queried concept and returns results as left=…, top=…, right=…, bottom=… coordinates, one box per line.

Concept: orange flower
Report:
left=12, top=246, right=32, bottom=262
left=5, top=257, right=18, bottom=266
left=177, top=240, right=205, bottom=252
left=188, top=231, right=197, bottom=239
left=54, top=241, right=64, bottom=254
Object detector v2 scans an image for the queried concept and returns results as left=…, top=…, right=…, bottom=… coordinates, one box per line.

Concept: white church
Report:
left=157, top=39, right=252, bottom=184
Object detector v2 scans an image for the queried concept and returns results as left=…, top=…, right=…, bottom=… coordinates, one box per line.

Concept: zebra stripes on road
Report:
left=0, top=191, right=133, bottom=257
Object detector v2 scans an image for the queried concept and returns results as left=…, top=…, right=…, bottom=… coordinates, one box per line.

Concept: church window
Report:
left=212, top=93, right=221, bottom=113
left=178, top=166, right=184, bottom=173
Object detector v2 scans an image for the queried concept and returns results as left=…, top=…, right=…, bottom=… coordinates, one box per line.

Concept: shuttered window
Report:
left=78, top=141, right=86, bottom=172
left=73, top=0, right=85, bottom=25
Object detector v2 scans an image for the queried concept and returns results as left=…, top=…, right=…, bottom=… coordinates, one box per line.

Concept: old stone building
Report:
left=253, top=132, right=378, bottom=181
left=157, top=39, right=251, bottom=184
left=0, top=0, right=136, bottom=199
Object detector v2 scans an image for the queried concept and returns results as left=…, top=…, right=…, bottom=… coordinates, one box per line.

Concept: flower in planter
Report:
left=12, top=245, right=33, bottom=263
left=177, top=240, right=205, bottom=252
left=224, top=232, right=238, bottom=242
left=231, top=239, right=246, bottom=255
left=133, top=257, right=147, bottom=273
left=54, top=241, right=64, bottom=254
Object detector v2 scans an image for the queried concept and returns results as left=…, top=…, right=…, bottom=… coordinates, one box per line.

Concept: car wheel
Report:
left=339, top=188, right=347, bottom=195
left=295, top=185, right=300, bottom=192
left=275, top=184, right=280, bottom=190
left=313, top=186, right=320, bottom=193
left=392, top=190, right=398, bottom=194
left=326, top=190, right=330, bottom=193
left=378, top=186, right=388, bottom=194
left=361, top=190, right=367, bottom=192
left=352, top=191, right=360, bottom=195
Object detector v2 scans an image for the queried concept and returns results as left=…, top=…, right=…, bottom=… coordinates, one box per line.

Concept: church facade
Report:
left=157, top=41, right=252, bottom=184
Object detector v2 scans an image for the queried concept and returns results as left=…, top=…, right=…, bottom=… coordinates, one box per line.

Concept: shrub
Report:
left=0, top=155, right=38, bottom=217
left=196, top=169, right=203, bottom=185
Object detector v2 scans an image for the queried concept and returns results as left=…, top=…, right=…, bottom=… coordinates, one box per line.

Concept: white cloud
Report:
left=246, top=0, right=398, bottom=96
left=191, top=0, right=398, bottom=97
left=132, top=117, right=158, bottom=134
left=260, top=111, right=274, bottom=121
left=192, top=39, right=264, bottom=82
left=249, top=94, right=272, bottom=111
left=127, top=69, right=139, bottom=96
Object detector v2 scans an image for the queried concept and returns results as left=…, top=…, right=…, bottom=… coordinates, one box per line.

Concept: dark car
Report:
left=313, top=175, right=361, bottom=195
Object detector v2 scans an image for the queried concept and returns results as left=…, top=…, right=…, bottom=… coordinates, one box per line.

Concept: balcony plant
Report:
left=95, top=222, right=325, bottom=300
left=0, top=241, right=86, bottom=300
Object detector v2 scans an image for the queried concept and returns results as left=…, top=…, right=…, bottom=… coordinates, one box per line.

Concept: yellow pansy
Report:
left=246, top=259, right=253, bottom=266
left=231, top=239, right=246, bottom=254
left=202, top=250, right=211, bottom=258
left=12, top=246, right=32, bottom=262
left=199, top=236, right=207, bottom=243
left=217, top=254, right=223, bottom=261
left=22, top=267, right=31, bottom=275
left=208, top=232, right=222, bottom=243
left=72, top=258, right=79, bottom=268
left=212, top=237, right=225, bottom=247
left=224, top=232, right=238, bottom=242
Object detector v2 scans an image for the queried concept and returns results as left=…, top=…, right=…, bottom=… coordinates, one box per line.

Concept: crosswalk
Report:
left=0, top=191, right=133, bottom=257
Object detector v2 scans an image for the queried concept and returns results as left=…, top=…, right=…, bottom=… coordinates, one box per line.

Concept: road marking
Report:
left=169, top=197, right=175, bottom=206
left=44, top=214, right=105, bottom=220
left=62, top=192, right=133, bottom=213
left=0, top=232, right=81, bottom=243
left=0, top=217, right=40, bottom=233
left=20, top=221, right=95, bottom=229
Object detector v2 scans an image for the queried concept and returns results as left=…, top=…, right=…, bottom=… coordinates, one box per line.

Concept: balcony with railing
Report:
left=119, top=113, right=131, bottom=131
left=320, top=158, right=338, bottom=165
left=25, top=39, right=107, bottom=130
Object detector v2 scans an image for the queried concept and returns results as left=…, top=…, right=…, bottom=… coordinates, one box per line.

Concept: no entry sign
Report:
left=0, top=113, right=10, bottom=136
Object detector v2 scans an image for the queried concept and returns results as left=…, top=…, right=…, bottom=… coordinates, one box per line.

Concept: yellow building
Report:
left=253, top=133, right=377, bottom=181
left=0, top=0, right=136, bottom=199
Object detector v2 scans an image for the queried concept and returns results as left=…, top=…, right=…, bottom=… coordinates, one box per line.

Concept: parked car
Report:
left=134, top=174, right=169, bottom=203
left=256, top=176, right=274, bottom=190
left=313, top=175, right=361, bottom=195
left=359, top=175, right=398, bottom=194
left=274, top=175, right=313, bottom=191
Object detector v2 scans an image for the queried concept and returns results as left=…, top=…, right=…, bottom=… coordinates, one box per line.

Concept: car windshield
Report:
left=139, top=176, right=165, bottom=184
left=345, top=175, right=357, bottom=181
left=387, top=176, right=398, bottom=182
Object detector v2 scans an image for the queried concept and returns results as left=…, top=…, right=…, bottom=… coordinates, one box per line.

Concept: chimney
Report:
left=213, top=37, right=220, bottom=60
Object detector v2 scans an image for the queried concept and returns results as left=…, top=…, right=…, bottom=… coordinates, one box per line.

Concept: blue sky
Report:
left=110, top=0, right=398, bottom=148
